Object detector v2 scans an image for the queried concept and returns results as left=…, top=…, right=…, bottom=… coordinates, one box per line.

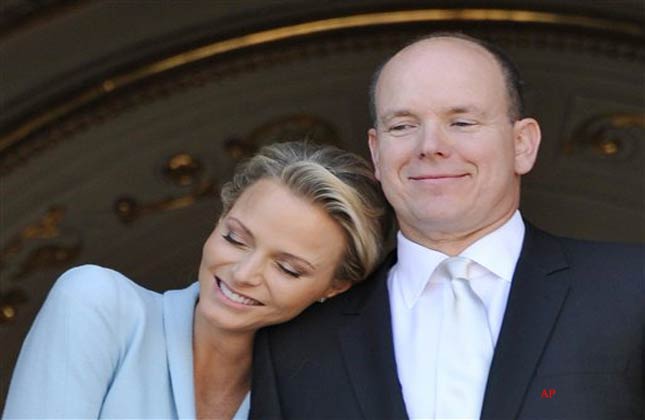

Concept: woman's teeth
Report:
left=218, top=279, right=261, bottom=306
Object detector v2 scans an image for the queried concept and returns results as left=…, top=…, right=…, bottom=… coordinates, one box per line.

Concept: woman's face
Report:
left=196, top=178, right=350, bottom=335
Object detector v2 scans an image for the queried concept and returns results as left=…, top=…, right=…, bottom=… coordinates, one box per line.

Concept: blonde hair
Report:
left=220, top=141, right=389, bottom=285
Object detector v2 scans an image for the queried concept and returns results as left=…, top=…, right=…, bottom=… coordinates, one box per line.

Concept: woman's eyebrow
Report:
left=228, top=216, right=316, bottom=270
left=276, top=252, right=316, bottom=271
left=226, top=217, right=253, bottom=237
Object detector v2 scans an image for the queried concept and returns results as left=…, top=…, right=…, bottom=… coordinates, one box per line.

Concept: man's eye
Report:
left=276, top=263, right=301, bottom=278
left=222, top=232, right=245, bottom=246
left=452, top=121, right=475, bottom=127
left=389, top=123, right=415, bottom=132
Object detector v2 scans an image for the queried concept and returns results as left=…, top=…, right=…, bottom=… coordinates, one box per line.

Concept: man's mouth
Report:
left=409, top=173, right=468, bottom=181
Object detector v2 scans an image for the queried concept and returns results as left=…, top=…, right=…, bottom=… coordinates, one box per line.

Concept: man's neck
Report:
left=400, top=209, right=518, bottom=256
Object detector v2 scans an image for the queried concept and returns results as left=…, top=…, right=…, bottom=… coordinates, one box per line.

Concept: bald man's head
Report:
left=368, top=32, right=525, bottom=126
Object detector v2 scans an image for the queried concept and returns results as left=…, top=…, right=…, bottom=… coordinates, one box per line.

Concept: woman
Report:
left=3, top=141, right=389, bottom=419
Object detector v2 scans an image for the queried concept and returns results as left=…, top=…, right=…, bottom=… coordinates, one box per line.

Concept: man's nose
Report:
left=417, top=122, right=450, bottom=158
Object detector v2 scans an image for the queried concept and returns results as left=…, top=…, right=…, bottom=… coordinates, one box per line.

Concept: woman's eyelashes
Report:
left=222, top=231, right=245, bottom=246
left=276, top=262, right=302, bottom=278
left=223, top=230, right=304, bottom=278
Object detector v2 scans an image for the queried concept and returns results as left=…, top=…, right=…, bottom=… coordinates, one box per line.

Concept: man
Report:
left=250, top=33, right=643, bottom=420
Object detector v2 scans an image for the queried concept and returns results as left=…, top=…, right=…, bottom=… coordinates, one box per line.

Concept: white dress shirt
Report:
left=388, top=211, right=525, bottom=420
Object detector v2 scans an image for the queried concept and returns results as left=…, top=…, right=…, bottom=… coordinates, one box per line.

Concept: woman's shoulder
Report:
left=48, top=265, right=159, bottom=315
left=53, top=264, right=143, bottom=293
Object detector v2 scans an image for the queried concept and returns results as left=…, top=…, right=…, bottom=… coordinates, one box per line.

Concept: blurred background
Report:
left=1, top=0, right=643, bottom=408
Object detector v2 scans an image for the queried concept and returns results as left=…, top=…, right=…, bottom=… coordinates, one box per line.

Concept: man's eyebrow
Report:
left=380, top=107, right=485, bottom=122
left=445, top=105, right=485, bottom=116
left=380, top=110, right=416, bottom=122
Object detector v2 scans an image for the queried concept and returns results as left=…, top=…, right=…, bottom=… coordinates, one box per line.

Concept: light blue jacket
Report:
left=3, top=265, right=250, bottom=419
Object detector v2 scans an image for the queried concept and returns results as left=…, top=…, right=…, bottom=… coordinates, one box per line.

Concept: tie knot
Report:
left=443, top=256, right=473, bottom=281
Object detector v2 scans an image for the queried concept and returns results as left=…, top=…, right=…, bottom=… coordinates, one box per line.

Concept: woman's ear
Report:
left=323, top=280, right=352, bottom=300
left=513, top=117, right=541, bottom=175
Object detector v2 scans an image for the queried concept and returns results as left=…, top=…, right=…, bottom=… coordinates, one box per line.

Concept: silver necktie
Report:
left=435, top=256, right=494, bottom=419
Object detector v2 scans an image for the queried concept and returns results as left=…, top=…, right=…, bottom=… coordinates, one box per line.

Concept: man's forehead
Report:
left=384, top=37, right=494, bottom=76
left=375, top=37, right=503, bottom=97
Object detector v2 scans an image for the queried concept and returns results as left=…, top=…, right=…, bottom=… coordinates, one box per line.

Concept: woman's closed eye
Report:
left=276, top=262, right=302, bottom=278
left=222, top=232, right=245, bottom=246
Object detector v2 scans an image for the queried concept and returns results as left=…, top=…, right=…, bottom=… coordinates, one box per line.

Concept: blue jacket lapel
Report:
left=163, top=282, right=200, bottom=419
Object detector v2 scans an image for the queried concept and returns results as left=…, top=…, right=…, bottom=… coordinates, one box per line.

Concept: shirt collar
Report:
left=395, top=230, right=447, bottom=308
left=460, top=210, right=525, bottom=282
left=394, top=210, right=525, bottom=308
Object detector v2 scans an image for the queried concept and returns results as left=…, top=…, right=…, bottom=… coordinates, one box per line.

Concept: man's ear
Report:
left=513, top=117, right=541, bottom=175
left=368, top=128, right=381, bottom=180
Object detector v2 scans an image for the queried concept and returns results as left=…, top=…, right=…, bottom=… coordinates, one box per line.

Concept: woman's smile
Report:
left=215, top=276, right=263, bottom=307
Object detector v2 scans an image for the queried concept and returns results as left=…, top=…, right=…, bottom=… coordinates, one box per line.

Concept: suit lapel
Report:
left=338, top=252, right=408, bottom=420
left=481, top=225, right=571, bottom=420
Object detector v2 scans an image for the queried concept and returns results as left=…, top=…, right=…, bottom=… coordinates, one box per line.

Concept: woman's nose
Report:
left=231, top=252, right=264, bottom=286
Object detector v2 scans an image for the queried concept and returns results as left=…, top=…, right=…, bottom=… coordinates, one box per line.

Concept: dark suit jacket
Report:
left=250, top=224, right=644, bottom=420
